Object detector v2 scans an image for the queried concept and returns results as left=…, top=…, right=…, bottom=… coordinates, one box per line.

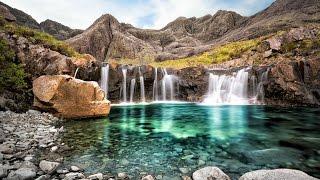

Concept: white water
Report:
left=161, top=68, right=177, bottom=101
left=203, top=69, right=249, bottom=105
left=74, top=67, right=79, bottom=79
left=130, top=79, right=136, bottom=103
left=153, top=67, right=159, bottom=101
left=255, top=68, right=270, bottom=104
left=100, top=65, right=109, bottom=98
left=122, top=68, right=127, bottom=103
left=139, top=68, right=146, bottom=102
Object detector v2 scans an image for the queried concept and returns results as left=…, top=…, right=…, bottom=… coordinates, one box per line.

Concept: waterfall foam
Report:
left=130, top=79, right=136, bottom=103
left=122, top=68, right=127, bottom=103
left=153, top=67, right=159, bottom=101
left=203, top=69, right=249, bottom=105
left=139, top=68, right=146, bottom=102
left=100, top=64, right=109, bottom=98
left=161, top=68, right=178, bottom=101
left=255, top=68, right=270, bottom=104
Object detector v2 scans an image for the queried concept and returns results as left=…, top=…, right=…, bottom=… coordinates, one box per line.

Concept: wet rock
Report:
left=50, top=146, right=58, bottom=152
left=192, top=166, right=230, bottom=180
left=0, top=143, right=14, bottom=154
left=64, top=172, right=85, bottom=180
left=9, top=167, right=36, bottom=180
left=141, top=175, right=154, bottom=180
left=239, top=169, right=318, bottom=180
left=181, top=176, right=192, bottom=180
left=179, top=167, right=189, bottom=174
left=118, top=172, right=129, bottom=179
left=88, top=173, right=104, bottom=180
left=39, top=160, right=60, bottom=174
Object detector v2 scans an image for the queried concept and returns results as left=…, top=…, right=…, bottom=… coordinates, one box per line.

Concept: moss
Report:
left=0, top=39, right=28, bottom=92
left=151, top=39, right=260, bottom=69
left=1, top=21, right=81, bottom=58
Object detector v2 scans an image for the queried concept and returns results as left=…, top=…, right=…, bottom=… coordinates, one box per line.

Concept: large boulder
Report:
left=192, top=166, right=230, bottom=180
left=239, top=169, right=319, bottom=180
left=0, top=5, right=16, bottom=22
left=33, top=75, right=110, bottom=119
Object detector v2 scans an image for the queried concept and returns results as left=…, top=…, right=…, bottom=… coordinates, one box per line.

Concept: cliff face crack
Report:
left=104, top=19, right=114, bottom=62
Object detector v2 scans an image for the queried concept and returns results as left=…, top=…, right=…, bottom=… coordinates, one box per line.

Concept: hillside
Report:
left=67, top=0, right=320, bottom=63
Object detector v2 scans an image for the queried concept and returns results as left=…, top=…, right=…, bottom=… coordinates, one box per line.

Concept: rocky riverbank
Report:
left=1, top=110, right=319, bottom=180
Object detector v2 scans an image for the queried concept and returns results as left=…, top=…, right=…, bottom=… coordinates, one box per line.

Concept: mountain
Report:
left=40, top=19, right=83, bottom=40
left=0, top=1, right=82, bottom=40
left=67, top=0, right=320, bottom=62
left=0, top=1, right=40, bottom=29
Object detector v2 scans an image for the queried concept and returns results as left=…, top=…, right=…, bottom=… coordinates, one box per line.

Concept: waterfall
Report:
left=153, top=68, right=159, bottom=101
left=100, top=64, right=109, bottom=98
left=122, top=68, right=127, bottom=103
left=203, top=69, right=249, bottom=105
left=161, top=68, right=177, bottom=101
left=139, top=68, right=146, bottom=102
left=255, top=68, right=270, bottom=104
left=130, top=79, right=136, bottom=103
left=74, top=67, right=79, bottom=78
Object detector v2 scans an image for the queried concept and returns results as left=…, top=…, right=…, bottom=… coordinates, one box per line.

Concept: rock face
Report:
left=192, top=166, right=231, bottom=180
left=239, top=169, right=319, bottom=180
left=33, top=75, right=111, bottom=119
left=0, top=5, right=16, bottom=22
left=40, top=19, right=83, bottom=40
left=67, top=0, right=320, bottom=61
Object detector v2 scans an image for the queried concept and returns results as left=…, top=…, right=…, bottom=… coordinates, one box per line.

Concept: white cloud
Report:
left=1, top=0, right=274, bottom=30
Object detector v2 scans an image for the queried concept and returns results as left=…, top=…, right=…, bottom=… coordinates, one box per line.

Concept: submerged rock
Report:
left=192, top=166, right=231, bottom=180
left=239, top=169, right=319, bottom=180
left=33, top=75, right=111, bottom=119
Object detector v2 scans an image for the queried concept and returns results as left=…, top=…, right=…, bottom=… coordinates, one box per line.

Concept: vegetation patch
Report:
left=151, top=39, right=260, bottom=69
left=0, top=17, right=81, bottom=58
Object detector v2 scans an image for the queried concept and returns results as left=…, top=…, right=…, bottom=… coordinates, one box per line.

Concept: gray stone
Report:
left=35, top=175, right=50, bottom=180
left=0, top=144, right=14, bottom=154
left=64, top=172, right=85, bottom=180
left=0, top=166, right=7, bottom=178
left=11, top=168, right=36, bottom=180
left=88, top=173, right=104, bottom=180
left=39, top=160, right=60, bottom=174
left=179, top=167, right=189, bottom=174
left=70, top=165, right=81, bottom=172
left=50, top=146, right=58, bottom=152
left=0, top=152, right=3, bottom=162
left=192, top=166, right=230, bottom=180
left=118, top=172, right=129, bottom=179
left=141, top=175, right=154, bottom=180
left=239, top=169, right=319, bottom=180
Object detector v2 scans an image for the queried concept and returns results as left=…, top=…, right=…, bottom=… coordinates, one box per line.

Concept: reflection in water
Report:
left=62, top=104, right=320, bottom=179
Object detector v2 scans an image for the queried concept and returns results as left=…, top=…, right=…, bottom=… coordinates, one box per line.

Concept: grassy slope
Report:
left=115, top=39, right=261, bottom=69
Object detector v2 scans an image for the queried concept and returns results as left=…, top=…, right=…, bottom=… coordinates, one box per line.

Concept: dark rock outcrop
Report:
left=40, top=19, right=83, bottom=40
left=0, top=5, right=16, bottom=22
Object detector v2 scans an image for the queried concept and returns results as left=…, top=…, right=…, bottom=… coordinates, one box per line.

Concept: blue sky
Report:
left=2, top=0, right=275, bottom=30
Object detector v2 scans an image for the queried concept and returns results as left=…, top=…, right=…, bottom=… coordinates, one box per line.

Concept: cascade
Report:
left=161, top=68, right=177, bottom=101
left=255, top=68, right=270, bottom=103
left=122, top=68, right=127, bottom=103
left=100, top=64, right=109, bottom=98
left=204, top=69, right=249, bottom=105
left=153, top=67, right=159, bottom=101
left=74, top=67, right=79, bottom=78
left=139, top=68, right=146, bottom=102
left=130, top=79, right=136, bottom=103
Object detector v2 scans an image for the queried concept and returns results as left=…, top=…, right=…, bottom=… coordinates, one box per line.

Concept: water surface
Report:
left=62, top=104, right=320, bottom=179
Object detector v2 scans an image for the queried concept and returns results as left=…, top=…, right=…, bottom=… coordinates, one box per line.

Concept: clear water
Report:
left=62, top=104, right=320, bottom=179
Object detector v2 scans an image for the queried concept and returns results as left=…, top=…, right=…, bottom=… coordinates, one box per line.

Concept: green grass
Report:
left=151, top=39, right=260, bottom=69
left=0, top=17, right=81, bottom=58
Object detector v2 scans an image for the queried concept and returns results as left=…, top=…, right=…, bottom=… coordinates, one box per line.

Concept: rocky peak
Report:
left=0, top=5, right=16, bottom=22
left=89, top=14, right=120, bottom=30
left=39, top=19, right=83, bottom=40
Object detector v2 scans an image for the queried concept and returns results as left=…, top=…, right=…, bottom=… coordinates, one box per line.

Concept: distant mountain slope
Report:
left=67, top=0, right=320, bottom=62
left=0, top=1, right=82, bottom=40
left=0, top=1, right=40, bottom=29
left=40, top=19, right=83, bottom=40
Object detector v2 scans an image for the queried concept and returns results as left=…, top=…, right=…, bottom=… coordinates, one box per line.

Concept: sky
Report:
left=2, top=0, right=275, bottom=30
